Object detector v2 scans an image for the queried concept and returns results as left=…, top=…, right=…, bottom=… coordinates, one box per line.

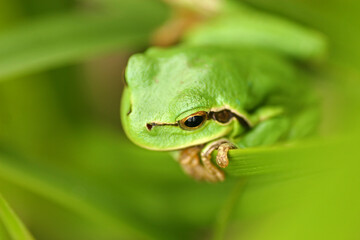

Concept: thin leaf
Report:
left=223, top=140, right=331, bottom=179
left=0, top=194, right=35, bottom=240
left=212, top=180, right=247, bottom=240
left=0, top=152, right=167, bottom=240
left=0, top=7, right=167, bottom=80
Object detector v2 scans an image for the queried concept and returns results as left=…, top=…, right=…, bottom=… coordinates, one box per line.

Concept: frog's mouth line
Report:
left=146, top=122, right=178, bottom=131
left=145, top=108, right=251, bottom=131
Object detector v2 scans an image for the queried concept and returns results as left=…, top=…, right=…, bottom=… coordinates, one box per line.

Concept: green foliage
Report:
left=0, top=1, right=167, bottom=80
left=0, top=194, right=34, bottom=240
left=0, top=0, right=359, bottom=240
left=184, top=2, right=327, bottom=61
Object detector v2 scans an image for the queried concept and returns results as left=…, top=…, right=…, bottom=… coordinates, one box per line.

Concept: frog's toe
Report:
left=200, top=139, right=237, bottom=182
left=179, top=146, right=225, bottom=182
left=178, top=139, right=236, bottom=182
left=216, top=142, right=236, bottom=168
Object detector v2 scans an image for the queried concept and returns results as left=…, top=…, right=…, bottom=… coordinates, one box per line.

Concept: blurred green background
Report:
left=0, top=0, right=359, bottom=239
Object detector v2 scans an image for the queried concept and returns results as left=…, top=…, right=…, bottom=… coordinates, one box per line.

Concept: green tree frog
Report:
left=121, top=2, right=326, bottom=182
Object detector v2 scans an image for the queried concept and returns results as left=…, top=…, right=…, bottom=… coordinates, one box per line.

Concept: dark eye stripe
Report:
left=209, top=109, right=251, bottom=129
left=211, top=110, right=233, bottom=123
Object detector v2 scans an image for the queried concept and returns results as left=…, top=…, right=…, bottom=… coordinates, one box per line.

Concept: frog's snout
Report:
left=146, top=123, right=153, bottom=131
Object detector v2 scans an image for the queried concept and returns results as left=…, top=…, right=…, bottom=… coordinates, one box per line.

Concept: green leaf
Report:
left=0, top=194, right=35, bottom=240
left=213, top=139, right=330, bottom=180
left=0, top=5, right=168, bottom=81
left=184, top=2, right=327, bottom=62
left=0, top=150, right=166, bottom=240
left=212, top=180, right=247, bottom=240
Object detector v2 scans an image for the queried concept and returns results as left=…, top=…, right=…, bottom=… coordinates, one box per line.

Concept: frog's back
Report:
left=140, top=45, right=309, bottom=115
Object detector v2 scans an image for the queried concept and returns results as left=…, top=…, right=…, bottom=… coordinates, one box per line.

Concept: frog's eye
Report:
left=179, top=111, right=208, bottom=130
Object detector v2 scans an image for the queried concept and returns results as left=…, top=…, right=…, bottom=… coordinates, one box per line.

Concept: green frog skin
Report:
left=120, top=1, right=325, bottom=181
left=121, top=45, right=320, bottom=182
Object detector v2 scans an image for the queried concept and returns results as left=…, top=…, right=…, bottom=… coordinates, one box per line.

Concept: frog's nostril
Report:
left=146, top=123, right=153, bottom=131
left=127, top=105, right=132, bottom=116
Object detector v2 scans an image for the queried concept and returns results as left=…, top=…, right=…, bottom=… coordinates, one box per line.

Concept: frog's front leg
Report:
left=178, top=139, right=236, bottom=182
left=179, top=146, right=219, bottom=182
left=200, top=139, right=236, bottom=182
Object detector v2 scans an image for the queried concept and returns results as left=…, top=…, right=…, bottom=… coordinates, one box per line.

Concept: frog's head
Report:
left=121, top=46, right=248, bottom=151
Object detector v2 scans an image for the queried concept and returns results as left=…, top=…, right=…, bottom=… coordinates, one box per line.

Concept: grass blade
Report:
left=0, top=7, right=167, bottom=81
left=0, top=151, right=166, bottom=240
left=220, top=139, right=332, bottom=179
left=0, top=194, right=35, bottom=240
left=212, top=180, right=247, bottom=240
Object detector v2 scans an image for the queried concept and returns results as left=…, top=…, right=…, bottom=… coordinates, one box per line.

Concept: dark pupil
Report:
left=185, top=116, right=204, bottom=128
